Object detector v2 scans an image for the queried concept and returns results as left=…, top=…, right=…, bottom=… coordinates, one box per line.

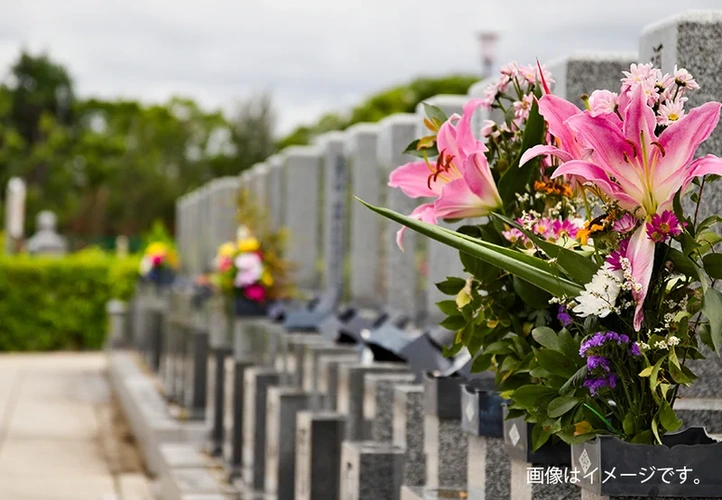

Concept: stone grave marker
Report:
left=295, top=410, right=346, bottom=500
left=364, top=372, right=417, bottom=442
left=393, top=384, right=426, bottom=487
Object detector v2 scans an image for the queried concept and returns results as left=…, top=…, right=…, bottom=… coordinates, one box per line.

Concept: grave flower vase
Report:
left=502, top=405, right=571, bottom=465
left=571, top=427, right=722, bottom=497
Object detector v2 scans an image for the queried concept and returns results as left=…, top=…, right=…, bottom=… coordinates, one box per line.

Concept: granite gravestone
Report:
left=318, top=353, right=361, bottom=411
left=295, top=410, right=346, bottom=500
left=4, top=177, right=25, bottom=254
left=283, top=146, right=323, bottom=292
left=377, top=114, right=424, bottom=320
left=266, top=154, right=285, bottom=231
left=364, top=372, right=417, bottom=442
left=345, top=123, right=383, bottom=309
left=26, top=211, right=67, bottom=255
left=415, top=95, right=469, bottom=323
left=340, top=441, right=404, bottom=500
left=393, top=384, right=426, bottom=487
left=549, top=53, right=638, bottom=105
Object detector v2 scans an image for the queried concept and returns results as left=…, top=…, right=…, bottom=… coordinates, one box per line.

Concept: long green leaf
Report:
left=491, top=213, right=598, bottom=284
left=358, top=199, right=583, bottom=298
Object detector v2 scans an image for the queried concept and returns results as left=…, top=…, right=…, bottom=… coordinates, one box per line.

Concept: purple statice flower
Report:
left=557, top=305, right=573, bottom=327
left=629, top=343, right=641, bottom=356
left=607, top=373, right=618, bottom=389
left=586, top=355, right=610, bottom=372
left=583, top=377, right=609, bottom=395
left=579, top=332, right=606, bottom=356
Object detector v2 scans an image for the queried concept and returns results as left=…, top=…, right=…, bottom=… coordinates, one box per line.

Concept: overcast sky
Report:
left=2, top=1, right=722, bottom=135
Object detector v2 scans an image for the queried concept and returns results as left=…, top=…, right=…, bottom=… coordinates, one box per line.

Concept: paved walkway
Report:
left=0, top=353, right=152, bottom=500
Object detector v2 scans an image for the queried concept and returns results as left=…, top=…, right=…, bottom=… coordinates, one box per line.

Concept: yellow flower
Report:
left=218, top=242, right=237, bottom=258
left=261, top=269, right=274, bottom=287
left=238, top=237, right=260, bottom=253
left=145, top=242, right=167, bottom=255
left=166, top=250, right=179, bottom=269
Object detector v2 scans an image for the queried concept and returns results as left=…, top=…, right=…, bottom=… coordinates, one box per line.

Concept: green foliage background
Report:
left=0, top=252, right=139, bottom=350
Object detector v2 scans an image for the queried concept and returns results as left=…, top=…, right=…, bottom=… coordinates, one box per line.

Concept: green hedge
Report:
left=0, top=251, right=139, bottom=351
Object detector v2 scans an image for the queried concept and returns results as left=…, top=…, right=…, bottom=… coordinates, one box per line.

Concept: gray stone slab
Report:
left=242, top=367, right=281, bottom=491
left=364, top=373, right=417, bottom=442
left=283, top=146, right=323, bottom=291
left=377, top=114, right=423, bottom=320
left=510, top=457, right=580, bottom=500
left=317, top=354, right=360, bottom=411
left=303, top=343, right=359, bottom=393
left=393, top=384, right=426, bottom=487
left=467, top=434, right=510, bottom=500
left=285, top=334, right=328, bottom=388
left=160, top=443, right=207, bottom=468
left=549, top=53, right=638, bottom=105
left=264, top=388, right=320, bottom=500
left=345, top=123, right=383, bottom=308
left=339, top=441, right=404, bottom=500
left=400, top=486, right=469, bottom=500
left=424, top=414, right=466, bottom=489
left=674, top=397, right=722, bottom=434
left=161, top=468, right=225, bottom=500
left=337, top=362, right=410, bottom=440
left=224, top=357, right=255, bottom=477
left=295, top=411, right=346, bottom=500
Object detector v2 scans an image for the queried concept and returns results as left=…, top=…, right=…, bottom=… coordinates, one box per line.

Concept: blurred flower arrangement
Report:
left=364, top=62, right=722, bottom=447
left=139, top=241, right=179, bottom=285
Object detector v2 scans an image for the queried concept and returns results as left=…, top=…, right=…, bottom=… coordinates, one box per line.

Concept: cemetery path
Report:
left=0, top=353, right=151, bottom=500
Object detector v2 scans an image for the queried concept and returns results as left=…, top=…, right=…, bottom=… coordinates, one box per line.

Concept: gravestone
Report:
left=4, top=177, right=25, bottom=254
left=283, top=146, right=323, bottom=292
left=317, top=353, right=361, bottom=411
left=346, top=123, right=382, bottom=308
left=336, top=362, right=410, bottom=440
left=242, top=366, right=281, bottom=492
left=266, top=154, right=285, bottom=231
left=377, top=114, right=424, bottom=320
left=314, top=131, right=348, bottom=296
left=639, top=11, right=722, bottom=402
left=549, top=53, right=639, bottom=105
left=364, top=372, right=417, bottom=442
left=26, top=211, right=67, bottom=255
left=295, top=410, right=346, bottom=500
left=264, top=387, right=320, bottom=500
left=303, top=342, right=359, bottom=393
left=393, top=384, right=426, bottom=487
left=415, top=95, right=469, bottom=323
left=224, top=355, right=254, bottom=479
left=340, top=441, right=404, bottom=500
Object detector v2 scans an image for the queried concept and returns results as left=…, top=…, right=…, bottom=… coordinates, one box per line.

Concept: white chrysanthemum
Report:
left=572, top=263, right=623, bottom=318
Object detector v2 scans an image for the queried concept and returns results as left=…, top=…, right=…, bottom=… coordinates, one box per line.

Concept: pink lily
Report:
left=389, top=99, right=502, bottom=250
left=550, top=84, right=722, bottom=330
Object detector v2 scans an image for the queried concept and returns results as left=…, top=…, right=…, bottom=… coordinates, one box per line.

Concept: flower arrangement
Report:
left=363, top=62, right=722, bottom=448
left=214, top=225, right=274, bottom=307
left=139, top=241, right=179, bottom=285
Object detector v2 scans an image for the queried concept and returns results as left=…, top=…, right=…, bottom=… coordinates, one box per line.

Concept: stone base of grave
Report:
left=510, top=458, right=580, bottom=500
left=400, top=486, right=470, bottom=500
left=467, top=435, right=510, bottom=500
left=364, top=373, right=417, bottom=442
left=393, top=384, right=426, bottom=487
left=295, top=411, right=346, bottom=500
left=108, top=351, right=237, bottom=499
left=424, top=414, right=467, bottom=489
left=340, top=441, right=404, bottom=500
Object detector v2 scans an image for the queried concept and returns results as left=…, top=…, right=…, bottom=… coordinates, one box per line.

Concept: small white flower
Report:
left=572, top=263, right=623, bottom=318
left=638, top=342, right=650, bottom=351
left=667, top=336, right=681, bottom=346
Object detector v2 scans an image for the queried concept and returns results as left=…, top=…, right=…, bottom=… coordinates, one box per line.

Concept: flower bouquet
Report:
left=214, top=225, right=274, bottom=317
left=362, top=61, right=722, bottom=478
left=139, top=241, right=179, bottom=287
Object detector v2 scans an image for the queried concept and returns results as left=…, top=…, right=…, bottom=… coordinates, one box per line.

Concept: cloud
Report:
left=1, top=0, right=721, bottom=134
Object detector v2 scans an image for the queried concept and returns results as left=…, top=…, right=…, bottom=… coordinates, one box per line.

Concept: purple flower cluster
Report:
left=580, top=331, right=641, bottom=396
left=579, top=331, right=631, bottom=356
left=557, top=305, right=573, bottom=327
left=583, top=373, right=619, bottom=395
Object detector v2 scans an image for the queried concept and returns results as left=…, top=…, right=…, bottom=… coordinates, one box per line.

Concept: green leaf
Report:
left=402, top=139, right=439, bottom=158
left=639, top=365, right=654, bottom=377
left=701, top=288, right=722, bottom=354
left=631, top=430, right=654, bottom=444
left=536, top=349, right=578, bottom=378
left=484, top=341, right=513, bottom=355
left=649, top=356, right=666, bottom=391
left=697, top=230, right=722, bottom=249
left=439, top=315, right=467, bottom=331
left=512, top=276, right=552, bottom=309
left=422, top=102, right=448, bottom=127
left=492, top=213, right=598, bottom=284
left=471, top=352, right=492, bottom=373
left=659, top=401, right=683, bottom=432
left=511, top=385, right=558, bottom=409
left=651, top=416, right=662, bottom=444
left=356, top=199, right=585, bottom=298
left=623, top=413, right=636, bottom=437
left=436, top=300, right=460, bottom=316
left=532, top=327, right=562, bottom=351
left=442, top=342, right=463, bottom=357
left=547, top=396, right=582, bottom=418
left=531, top=422, right=552, bottom=452
left=436, top=277, right=467, bottom=295
left=498, top=85, right=545, bottom=208
left=666, top=247, right=708, bottom=291
left=703, top=253, right=722, bottom=279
